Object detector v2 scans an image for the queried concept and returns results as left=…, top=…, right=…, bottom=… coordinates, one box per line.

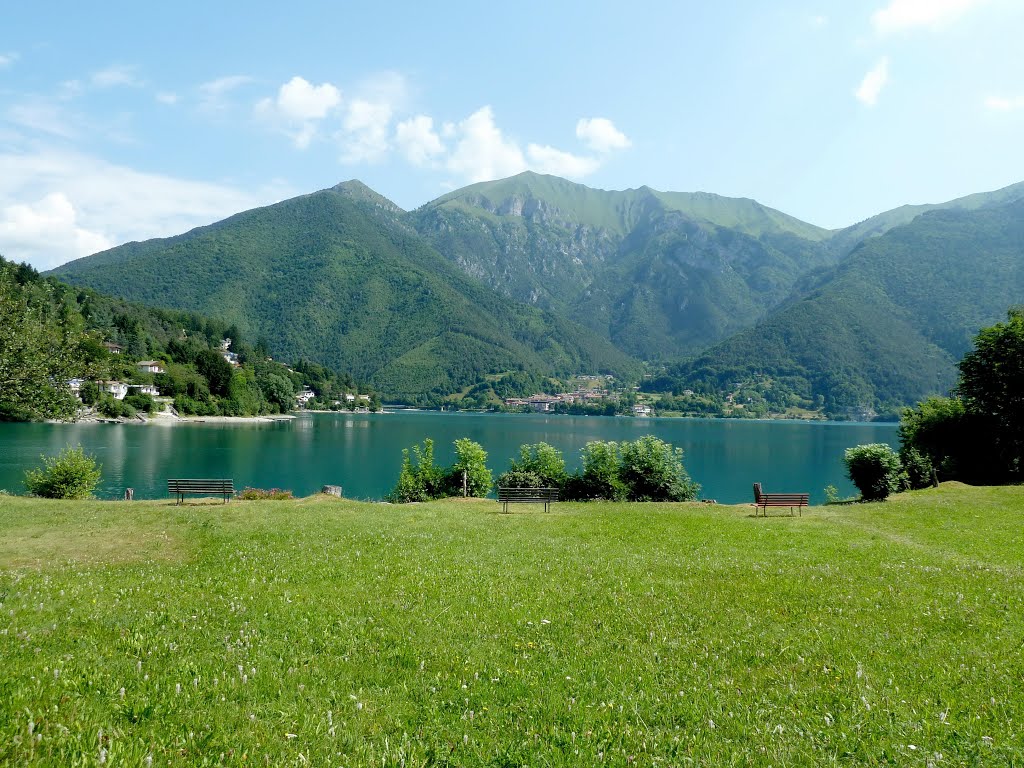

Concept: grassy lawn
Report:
left=2, top=485, right=1023, bottom=765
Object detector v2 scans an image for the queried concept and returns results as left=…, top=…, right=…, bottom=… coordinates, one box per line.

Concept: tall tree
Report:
left=956, top=307, right=1024, bottom=479
left=0, top=264, right=83, bottom=420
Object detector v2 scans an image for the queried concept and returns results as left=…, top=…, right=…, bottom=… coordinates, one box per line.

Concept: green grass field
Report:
left=2, top=485, right=1023, bottom=765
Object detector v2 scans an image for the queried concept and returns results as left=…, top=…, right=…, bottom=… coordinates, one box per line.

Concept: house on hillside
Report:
left=101, top=381, right=128, bottom=400
left=632, top=404, right=653, bottom=417
left=102, top=342, right=123, bottom=355
left=136, top=360, right=165, bottom=374
left=128, top=383, right=160, bottom=396
left=296, top=387, right=316, bottom=407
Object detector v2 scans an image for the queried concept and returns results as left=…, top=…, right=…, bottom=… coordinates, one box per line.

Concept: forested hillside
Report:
left=53, top=186, right=638, bottom=403
left=0, top=256, right=368, bottom=420
left=646, top=199, right=1024, bottom=418
left=413, top=172, right=837, bottom=359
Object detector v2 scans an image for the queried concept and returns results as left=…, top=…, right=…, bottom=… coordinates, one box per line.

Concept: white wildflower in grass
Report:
left=119, top=688, right=125, bottom=699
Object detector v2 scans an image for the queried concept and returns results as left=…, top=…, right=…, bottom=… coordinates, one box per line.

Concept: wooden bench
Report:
left=497, top=486, right=559, bottom=513
left=753, top=482, right=808, bottom=517
left=168, top=478, right=234, bottom=505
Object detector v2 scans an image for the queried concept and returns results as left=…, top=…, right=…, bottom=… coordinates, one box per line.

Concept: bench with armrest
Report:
left=753, top=482, right=808, bottom=516
left=497, top=486, right=559, bottom=513
left=168, top=478, right=234, bottom=504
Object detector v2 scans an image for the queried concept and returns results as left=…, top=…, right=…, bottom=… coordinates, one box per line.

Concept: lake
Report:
left=0, top=411, right=898, bottom=504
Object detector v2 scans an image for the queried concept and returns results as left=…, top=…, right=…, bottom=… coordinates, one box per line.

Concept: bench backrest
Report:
left=497, top=486, right=559, bottom=502
left=168, top=479, right=235, bottom=493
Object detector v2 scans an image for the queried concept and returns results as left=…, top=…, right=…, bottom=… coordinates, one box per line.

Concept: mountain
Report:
left=412, top=172, right=837, bottom=360
left=827, top=180, right=1024, bottom=256
left=648, top=197, right=1024, bottom=417
left=52, top=185, right=638, bottom=402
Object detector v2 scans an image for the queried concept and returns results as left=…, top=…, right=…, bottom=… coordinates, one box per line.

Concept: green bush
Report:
left=24, top=445, right=102, bottom=499
left=123, top=391, right=156, bottom=414
left=618, top=436, right=700, bottom=502
left=843, top=443, right=905, bottom=501
left=97, top=394, right=137, bottom=419
left=445, top=438, right=493, bottom=497
left=899, top=446, right=934, bottom=490
left=574, top=440, right=627, bottom=500
left=238, top=487, right=293, bottom=500
left=495, top=468, right=545, bottom=489
left=388, top=438, right=444, bottom=503
left=499, top=443, right=566, bottom=489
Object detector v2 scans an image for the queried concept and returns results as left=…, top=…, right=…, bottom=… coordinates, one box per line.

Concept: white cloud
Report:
left=339, top=99, right=394, bottom=163
left=525, top=144, right=600, bottom=178
left=155, top=91, right=178, bottom=105
left=395, top=115, right=445, bottom=167
left=985, top=95, right=1024, bottom=111
left=856, top=56, right=890, bottom=106
left=0, top=52, right=18, bottom=68
left=575, top=117, right=631, bottom=153
left=0, top=149, right=288, bottom=270
left=274, top=76, right=341, bottom=121
left=199, top=75, right=253, bottom=112
left=444, top=106, right=527, bottom=183
left=91, top=66, right=141, bottom=89
left=6, top=100, right=78, bottom=138
left=0, top=193, right=112, bottom=270
left=871, top=0, right=987, bottom=34
left=256, top=76, right=341, bottom=149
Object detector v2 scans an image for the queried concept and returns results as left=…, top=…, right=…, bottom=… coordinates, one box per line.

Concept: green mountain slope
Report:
left=52, top=186, right=638, bottom=402
left=649, top=198, right=1024, bottom=417
left=413, top=172, right=836, bottom=359
left=827, top=180, right=1024, bottom=255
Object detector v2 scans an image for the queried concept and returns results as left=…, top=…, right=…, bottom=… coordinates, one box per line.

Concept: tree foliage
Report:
left=844, top=444, right=905, bottom=501
left=24, top=445, right=102, bottom=499
left=956, top=307, right=1024, bottom=479
left=0, top=263, right=84, bottom=420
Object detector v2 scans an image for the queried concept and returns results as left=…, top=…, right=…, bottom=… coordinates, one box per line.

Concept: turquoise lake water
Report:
left=0, top=411, right=898, bottom=504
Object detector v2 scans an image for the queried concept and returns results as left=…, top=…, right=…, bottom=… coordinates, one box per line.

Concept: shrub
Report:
left=574, top=440, right=627, bottom=501
left=24, top=445, right=102, bottom=499
left=97, top=394, right=137, bottom=419
left=237, top=487, right=293, bottom=500
left=78, top=380, right=100, bottom=406
left=495, top=468, right=545, bottom=488
left=618, top=436, right=700, bottom=502
left=445, top=438, right=493, bottom=497
left=388, top=438, right=444, bottom=503
left=843, top=443, right=905, bottom=501
left=123, top=391, right=156, bottom=414
left=899, top=446, right=934, bottom=490
left=499, top=443, right=567, bottom=489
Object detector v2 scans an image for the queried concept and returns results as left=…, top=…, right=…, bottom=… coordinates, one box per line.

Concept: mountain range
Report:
left=50, top=172, right=1024, bottom=414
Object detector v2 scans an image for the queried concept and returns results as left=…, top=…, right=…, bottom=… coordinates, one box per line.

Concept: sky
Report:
left=2, top=0, right=1023, bottom=270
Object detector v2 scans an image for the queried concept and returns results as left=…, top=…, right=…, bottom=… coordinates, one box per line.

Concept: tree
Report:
left=618, top=436, right=700, bottom=502
left=500, top=442, right=567, bottom=488
left=388, top=438, right=444, bottom=503
left=956, top=308, right=1024, bottom=480
left=24, top=445, right=102, bottom=499
left=447, top=438, right=493, bottom=497
left=0, top=265, right=83, bottom=420
left=843, top=444, right=904, bottom=501
left=575, top=441, right=627, bottom=500
left=195, top=349, right=234, bottom=397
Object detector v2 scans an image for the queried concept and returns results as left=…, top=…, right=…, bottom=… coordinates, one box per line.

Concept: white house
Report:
left=296, top=387, right=316, bottom=407
left=102, top=381, right=128, bottom=400
left=632, top=404, right=653, bottom=417
left=136, top=360, right=165, bottom=374
left=128, top=383, right=160, bottom=396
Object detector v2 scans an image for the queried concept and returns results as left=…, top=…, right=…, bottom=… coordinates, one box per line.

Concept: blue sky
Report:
left=2, top=0, right=1023, bottom=269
